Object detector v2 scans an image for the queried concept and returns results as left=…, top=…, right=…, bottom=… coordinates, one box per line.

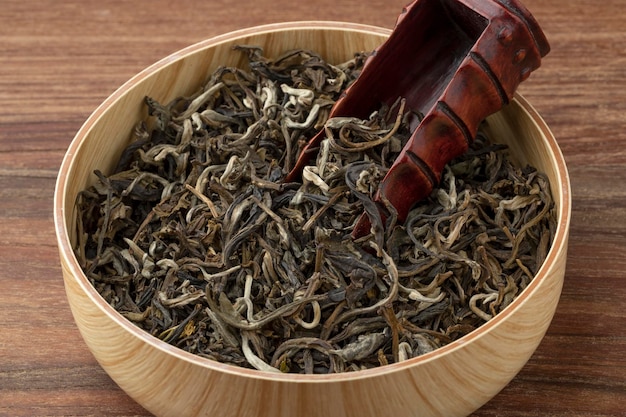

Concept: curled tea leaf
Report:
left=75, top=47, right=556, bottom=374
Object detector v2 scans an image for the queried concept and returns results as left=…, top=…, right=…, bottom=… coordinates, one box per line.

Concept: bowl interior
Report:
left=56, top=20, right=571, bottom=372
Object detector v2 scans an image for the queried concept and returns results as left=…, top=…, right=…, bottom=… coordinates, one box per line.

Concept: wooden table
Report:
left=1, top=0, right=624, bottom=415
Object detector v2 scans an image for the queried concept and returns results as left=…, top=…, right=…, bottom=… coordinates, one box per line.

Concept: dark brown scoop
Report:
left=284, top=0, right=550, bottom=238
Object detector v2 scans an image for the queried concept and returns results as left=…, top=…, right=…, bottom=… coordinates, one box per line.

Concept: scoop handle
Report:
left=351, top=0, right=549, bottom=237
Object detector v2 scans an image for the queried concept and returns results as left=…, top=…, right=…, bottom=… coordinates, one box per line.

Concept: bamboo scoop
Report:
left=284, top=0, right=549, bottom=238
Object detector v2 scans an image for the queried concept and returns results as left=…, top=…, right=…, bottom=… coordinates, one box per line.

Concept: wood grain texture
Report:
left=1, top=0, right=624, bottom=416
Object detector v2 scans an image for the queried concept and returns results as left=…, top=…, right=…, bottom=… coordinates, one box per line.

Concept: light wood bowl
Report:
left=54, top=22, right=571, bottom=417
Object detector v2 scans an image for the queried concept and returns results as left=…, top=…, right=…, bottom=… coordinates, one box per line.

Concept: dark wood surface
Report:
left=1, top=0, right=624, bottom=415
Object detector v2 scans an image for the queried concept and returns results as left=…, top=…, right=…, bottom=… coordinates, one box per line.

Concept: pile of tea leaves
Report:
left=75, top=46, right=556, bottom=374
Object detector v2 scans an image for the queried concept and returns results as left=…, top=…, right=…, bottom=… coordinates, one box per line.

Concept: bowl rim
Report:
left=54, top=21, right=571, bottom=383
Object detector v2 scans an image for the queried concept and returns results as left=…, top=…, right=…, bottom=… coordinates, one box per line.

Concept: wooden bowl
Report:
left=54, top=22, right=571, bottom=417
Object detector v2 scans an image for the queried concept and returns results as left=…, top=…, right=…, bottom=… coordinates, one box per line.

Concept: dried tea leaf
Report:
left=75, top=47, right=556, bottom=374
